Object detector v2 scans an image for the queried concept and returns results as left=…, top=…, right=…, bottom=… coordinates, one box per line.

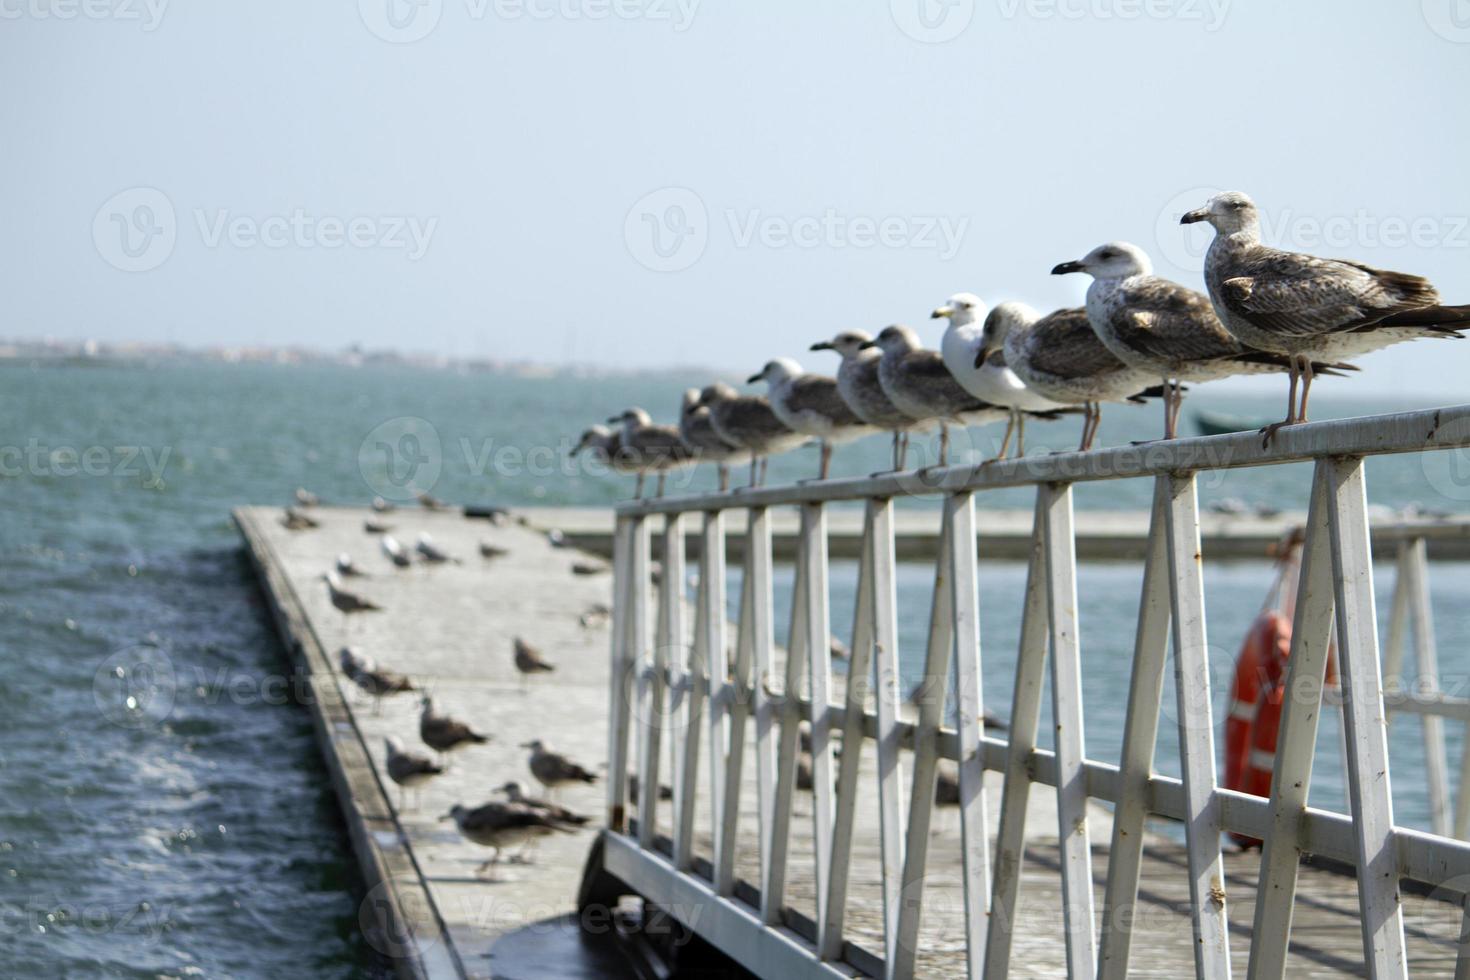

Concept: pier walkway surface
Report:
left=236, top=503, right=1462, bottom=978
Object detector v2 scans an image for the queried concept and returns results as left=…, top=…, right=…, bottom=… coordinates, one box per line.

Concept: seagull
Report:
left=497, top=780, right=590, bottom=826
left=479, top=541, right=509, bottom=560
left=281, top=506, right=319, bottom=531
left=523, top=739, right=598, bottom=797
left=1183, top=190, right=1470, bottom=443
left=607, top=408, right=696, bottom=499
left=697, top=382, right=809, bottom=487
left=1052, top=241, right=1354, bottom=440
left=294, top=487, right=320, bottom=507
left=364, top=517, right=391, bottom=534
left=415, top=532, right=458, bottom=565
left=416, top=491, right=447, bottom=511
left=385, top=735, right=443, bottom=810
left=335, top=553, right=367, bottom=578
left=863, top=325, right=1010, bottom=468
left=323, top=572, right=380, bottom=628
left=339, top=647, right=415, bottom=712
left=420, top=696, right=490, bottom=761
left=371, top=496, right=395, bottom=513
left=442, top=801, right=574, bottom=878
left=569, top=425, right=636, bottom=477
left=380, top=534, right=411, bottom=568
left=747, top=358, right=877, bottom=480
left=934, top=293, right=1069, bottom=459
left=810, top=329, right=934, bottom=472
left=973, top=303, right=1165, bottom=451
left=677, top=388, right=750, bottom=492
left=570, top=560, right=607, bottom=576
left=512, top=637, right=555, bottom=689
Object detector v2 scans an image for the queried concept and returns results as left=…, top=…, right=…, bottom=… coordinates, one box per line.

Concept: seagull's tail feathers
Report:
left=1372, top=303, right=1470, bottom=336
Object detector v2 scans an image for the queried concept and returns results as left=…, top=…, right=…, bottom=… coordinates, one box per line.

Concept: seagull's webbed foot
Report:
left=1259, top=420, right=1294, bottom=448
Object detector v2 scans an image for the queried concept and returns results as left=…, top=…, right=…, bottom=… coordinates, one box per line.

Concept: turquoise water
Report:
left=2, top=359, right=1467, bottom=975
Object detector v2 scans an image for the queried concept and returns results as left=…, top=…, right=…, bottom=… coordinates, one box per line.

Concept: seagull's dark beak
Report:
left=1180, top=208, right=1209, bottom=225
left=931, top=306, right=953, bottom=319
left=809, top=341, right=832, bottom=351
left=1051, top=260, right=1085, bottom=276
left=858, top=340, right=877, bottom=350
left=438, top=811, right=451, bottom=821
left=605, top=415, right=620, bottom=424
left=974, top=347, right=990, bottom=369
left=519, top=741, right=535, bottom=749
left=745, top=372, right=762, bottom=384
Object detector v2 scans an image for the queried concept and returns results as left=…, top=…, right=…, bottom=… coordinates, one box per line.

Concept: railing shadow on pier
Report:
left=586, top=404, right=1470, bottom=980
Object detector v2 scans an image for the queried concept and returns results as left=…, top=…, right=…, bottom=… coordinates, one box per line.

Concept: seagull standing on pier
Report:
left=323, top=572, right=380, bottom=629
left=335, top=553, right=367, bottom=578
left=442, top=801, right=574, bottom=878
left=934, top=293, right=1068, bottom=459
left=420, top=696, right=490, bottom=761
left=810, top=330, right=934, bottom=472
left=380, top=534, right=411, bottom=568
left=676, top=389, right=749, bottom=491
left=512, top=637, right=555, bottom=690
left=864, top=325, right=1009, bottom=468
left=746, top=358, right=876, bottom=480
left=522, top=739, right=598, bottom=798
left=972, top=303, right=1163, bottom=452
left=497, top=780, right=590, bottom=826
left=608, top=408, right=695, bottom=498
left=696, top=383, right=808, bottom=487
left=1052, top=242, right=1353, bottom=440
left=415, top=532, right=458, bottom=565
left=1183, top=191, right=1470, bottom=443
left=294, top=487, right=320, bottom=507
left=339, top=647, right=416, bottom=712
left=282, top=507, right=319, bottom=530
left=385, top=735, right=443, bottom=810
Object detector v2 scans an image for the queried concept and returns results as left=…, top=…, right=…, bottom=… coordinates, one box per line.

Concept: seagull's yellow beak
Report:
left=931, top=305, right=954, bottom=319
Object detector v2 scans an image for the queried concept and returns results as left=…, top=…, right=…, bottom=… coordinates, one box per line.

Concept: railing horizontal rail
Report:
left=614, top=405, right=1470, bottom=516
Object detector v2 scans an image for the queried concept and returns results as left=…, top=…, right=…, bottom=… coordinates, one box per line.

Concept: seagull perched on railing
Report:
left=972, top=303, right=1164, bottom=452
left=934, top=293, right=1070, bottom=459
left=1053, top=241, right=1355, bottom=440
left=677, top=388, right=749, bottom=492
left=696, top=382, right=808, bottom=488
left=607, top=408, right=695, bottom=499
left=570, top=424, right=636, bottom=478
left=1183, top=191, right=1470, bottom=444
left=420, top=696, right=490, bottom=761
left=385, top=735, right=442, bottom=810
left=811, top=329, right=934, bottom=472
left=863, top=325, right=1011, bottom=469
left=747, top=358, right=876, bottom=480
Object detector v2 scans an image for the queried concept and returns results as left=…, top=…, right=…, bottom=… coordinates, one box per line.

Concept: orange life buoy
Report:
left=1225, top=610, right=1292, bottom=847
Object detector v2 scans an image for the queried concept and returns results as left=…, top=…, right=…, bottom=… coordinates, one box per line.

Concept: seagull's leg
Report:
left=1297, top=356, right=1316, bottom=423
left=634, top=473, right=645, bottom=499
left=1016, top=413, right=1026, bottom=457
left=995, top=413, right=1015, bottom=461
left=656, top=472, right=667, bottom=497
left=898, top=432, right=909, bottom=469
left=1161, top=375, right=1175, bottom=440
left=718, top=464, right=729, bottom=492
left=938, top=423, right=950, bottom=467
left=1260, top=359, right=1300, bottom=447
left=749, top=458, right=759, bottom=488
left=821, top=441, right=831, bottom=480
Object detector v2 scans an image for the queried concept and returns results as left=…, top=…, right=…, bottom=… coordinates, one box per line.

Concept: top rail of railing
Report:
left=615, top=404, right=1470, bottom=517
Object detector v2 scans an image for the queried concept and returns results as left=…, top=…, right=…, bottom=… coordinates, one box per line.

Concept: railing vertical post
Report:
left=1247, top=462, right=1336, bottom=979
left=892, top=500, right=957, bottom=978
left=821, top=500, right=878, bottom=960
left=1041, top=481, right=1097, bottom=979
left=1098, top=479, right=1172, bottom=979
left=673, top=510, right=706, bottom=872
left=638, top=513, right=682, bottom=848
left=867, top=498, right=908, bottom=978
left=984, top=491, right=1049, bottom=979
left=717, top=507, right=763, bottom=898
left=1405, top=537, right=1451, bottom=837
left=1162, top=471, right=1232, bottom=978
left=764, top=507, right=811, bottom=919
left=606, top=516, right=634, bottom=832
left=744, top=507, right=778, bottom=905
left=700, top=511, right=731, bottom=892
left=628, top=515, right=654, bottom=841
left=1325, top=456, right=1407, bottom=977
left=947, top=491, right=991, bottom=979
left=801, top=503, right=838, bottom=946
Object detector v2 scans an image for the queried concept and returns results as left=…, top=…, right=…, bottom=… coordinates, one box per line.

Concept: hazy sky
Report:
left=4, top=1, right=1469, bottom=394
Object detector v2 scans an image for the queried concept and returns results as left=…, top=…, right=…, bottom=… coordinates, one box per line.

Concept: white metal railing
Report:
left=598, top=405, right=1470, bottom=979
